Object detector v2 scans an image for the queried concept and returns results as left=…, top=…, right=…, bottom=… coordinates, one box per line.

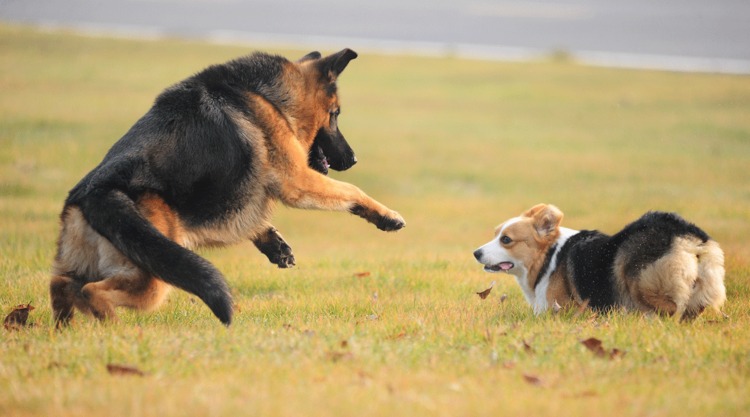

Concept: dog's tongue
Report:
left=499, top=262, right=514, bottom=271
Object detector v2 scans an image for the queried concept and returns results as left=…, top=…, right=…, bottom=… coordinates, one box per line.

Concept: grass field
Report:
left=1, top=24, right=749, bottom=417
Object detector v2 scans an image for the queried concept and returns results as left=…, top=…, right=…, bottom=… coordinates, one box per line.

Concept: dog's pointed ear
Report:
left=298, top=51, right=322, bottom=63
left=317, top=48, right=358, bottom=80
left=522, top=204, right=548, bottom=218
left=528, top=204, right=563, bottom=238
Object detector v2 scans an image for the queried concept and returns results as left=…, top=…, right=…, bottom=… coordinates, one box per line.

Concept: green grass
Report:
left=1, top=24, right=750, bottom=417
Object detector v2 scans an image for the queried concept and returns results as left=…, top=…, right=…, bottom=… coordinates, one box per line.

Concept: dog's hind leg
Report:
left=51, top=206, right=100, bottom=327
left=77, top=208, right=173, bottom=320
left=53, top=203, right=173, bottom=323
left=80, top=271, right=171, bottom=320
left=252, top=226, right=295, bottom=268
left=637, top=237, right=726, bottom=321
left=50, top=274, right=79, bottom=327
left=636, top=246, right=697, bottom=318
left=684, top=240, right=726, bottom=320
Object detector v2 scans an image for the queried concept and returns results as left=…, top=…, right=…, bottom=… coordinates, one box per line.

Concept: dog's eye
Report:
left=330, top=108, right=340, bottom=117
left=500, top=235, right=512, bottom=245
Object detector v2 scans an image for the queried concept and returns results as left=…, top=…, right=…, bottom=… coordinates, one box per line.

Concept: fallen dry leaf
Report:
left=565, top=390, right=598, bottom=398
left=522, top=339, right=535, bottom=355
left=4, top=302, right=35, bottom=330
left=581, top=337, right=626, bottom=360
left=388, top=331, right=407, bottom=341
left=282, top=324, right=315, bottom=337
left=477, top=281, right=496, bottom=300
left=522, top=373, right=543, bottom=386
left=609, top=348, right=627, bottom=360
left=106, top=364, right=145, bottom=377
left=354, top=271, right=371, bottom=278
left=325, top=351, right=354, bottom=363
left=581, top=337, right=606, bottom=357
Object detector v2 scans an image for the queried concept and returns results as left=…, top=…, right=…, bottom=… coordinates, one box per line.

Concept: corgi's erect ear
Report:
left=525, top=204, right=563, bottom=238
left=522, top=204, right=548, bottom=218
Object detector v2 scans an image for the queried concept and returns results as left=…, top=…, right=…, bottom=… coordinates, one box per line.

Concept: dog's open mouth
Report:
left=484, top=262, right=514, bottom=273
left=308, top=143, right=330, bottom=175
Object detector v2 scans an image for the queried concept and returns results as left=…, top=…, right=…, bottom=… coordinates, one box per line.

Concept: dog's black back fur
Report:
left=611, top=211, right=709, bottom=279
left=68, top=54, right=291, bottom=223
left=559, top=230, right=618, bottom=309
left=560, top=211, right=711, bottom=310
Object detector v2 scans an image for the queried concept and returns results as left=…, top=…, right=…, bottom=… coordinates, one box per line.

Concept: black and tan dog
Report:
left=51, top=49, right=405, bottom=326
left=474, top=204, right=725, bottom=320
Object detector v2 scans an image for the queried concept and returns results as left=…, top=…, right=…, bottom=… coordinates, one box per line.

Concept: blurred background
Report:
left=1, top=0, right=749, bottom=261
left=2, top=0, right=750, bottom=74
left=2, top=0, right=750, bottom=260
left=1, top=5, right=750, bottom=415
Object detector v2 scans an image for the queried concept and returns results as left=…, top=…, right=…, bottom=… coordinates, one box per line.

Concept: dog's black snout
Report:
left=473, top=249, right=483, bottom=261
left=335, top=153, right=357, bottom=171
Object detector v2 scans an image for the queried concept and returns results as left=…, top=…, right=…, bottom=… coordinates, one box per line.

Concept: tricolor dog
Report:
left=474, top=204, right=726, bottom=319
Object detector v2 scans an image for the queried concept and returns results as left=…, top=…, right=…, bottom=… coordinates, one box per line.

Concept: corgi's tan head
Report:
left=473, top=204, right=564, bottom=290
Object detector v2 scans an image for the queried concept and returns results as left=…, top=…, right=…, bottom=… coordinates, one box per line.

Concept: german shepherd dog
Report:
left=51, top=49, right=405, bottom=326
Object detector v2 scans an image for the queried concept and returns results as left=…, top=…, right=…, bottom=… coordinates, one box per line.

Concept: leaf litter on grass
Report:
left=3, top=302, right=35, bottom=330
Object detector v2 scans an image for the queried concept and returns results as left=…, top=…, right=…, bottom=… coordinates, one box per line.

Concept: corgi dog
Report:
left=473, top=204, right=726, bottom=320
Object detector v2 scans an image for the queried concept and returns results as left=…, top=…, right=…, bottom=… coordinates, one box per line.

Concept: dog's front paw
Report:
left=274, top=241, right=296, bottom=268
left=377, top=210, right=405, bottom=232
left=350, top=205, right=405, bottom=232
left=253, top=227, right=296, bottom=268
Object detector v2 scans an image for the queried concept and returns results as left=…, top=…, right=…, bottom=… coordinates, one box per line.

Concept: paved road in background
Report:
left=2, top=0, right=749, bottom=73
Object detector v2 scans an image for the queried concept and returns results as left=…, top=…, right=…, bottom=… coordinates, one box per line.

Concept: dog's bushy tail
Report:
left=77, top=189, right=233, bottom=325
